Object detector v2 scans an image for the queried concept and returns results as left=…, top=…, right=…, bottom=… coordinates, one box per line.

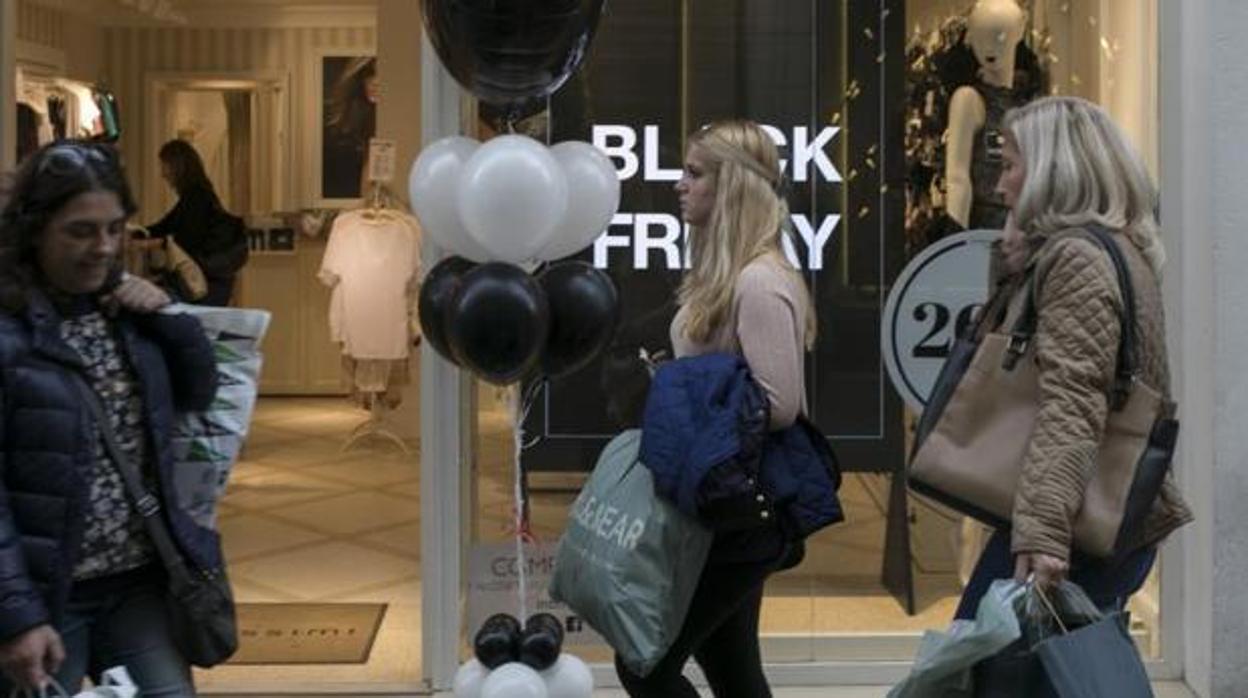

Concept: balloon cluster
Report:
left=455, top=613, right=593, bottom=698
left=422, top=0, right=606, bottom=125
left=410, top=135, right=620, bottom=266
left=419, top=257, right=620, bottom=385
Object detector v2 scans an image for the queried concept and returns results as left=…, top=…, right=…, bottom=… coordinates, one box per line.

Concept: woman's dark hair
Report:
left=158, top=138, right=218, bottom=198
left=0, top=140, right=137, bottom=311
left=327, top=57, right=377, bottom=139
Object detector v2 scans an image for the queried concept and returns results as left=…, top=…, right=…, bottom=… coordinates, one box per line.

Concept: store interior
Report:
left=5, top=0, right=1164, bottom=693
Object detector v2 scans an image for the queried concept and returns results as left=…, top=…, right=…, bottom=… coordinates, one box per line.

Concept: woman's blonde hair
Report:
left=677, top=120, right=816, bottom=347
left=1004, top=96, right=1165, bottom=273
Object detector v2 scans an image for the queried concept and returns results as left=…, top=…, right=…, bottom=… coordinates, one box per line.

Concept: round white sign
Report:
left=881, top=229, right=1000, bottom=413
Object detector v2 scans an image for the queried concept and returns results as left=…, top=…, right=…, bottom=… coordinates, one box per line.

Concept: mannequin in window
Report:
left=944, top=0, right=1027, bottom=231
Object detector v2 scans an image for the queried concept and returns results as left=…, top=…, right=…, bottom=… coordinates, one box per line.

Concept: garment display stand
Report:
left=342, top=392, right=411, bottom=455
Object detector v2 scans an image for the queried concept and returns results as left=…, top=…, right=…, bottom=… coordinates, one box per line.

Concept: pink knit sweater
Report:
left=670, top=253, right=810, bottom=430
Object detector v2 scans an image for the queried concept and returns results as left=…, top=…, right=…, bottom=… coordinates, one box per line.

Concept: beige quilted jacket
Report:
left=992, top=227, right=1193, bottom=561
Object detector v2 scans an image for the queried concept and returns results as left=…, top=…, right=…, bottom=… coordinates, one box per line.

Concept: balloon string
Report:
left=510, top=379, right=545, bottom=622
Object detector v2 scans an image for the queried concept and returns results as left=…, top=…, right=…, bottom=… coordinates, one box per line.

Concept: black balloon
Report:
left=419, top=256, right=477, bottom=366
left=538, top=261, right=620, bottom=378
left=473, top=613, right=522, bottom=669
left=447, top=262, right=551, bottom=385
left=421, top=0, right=606, bottom=119
left=519, top=613, right=564, bottom=671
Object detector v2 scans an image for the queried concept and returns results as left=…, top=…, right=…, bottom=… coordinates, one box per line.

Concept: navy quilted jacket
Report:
left=639, top=353, right=843, bottom=542
left=0, top=292, right=219, bottom=643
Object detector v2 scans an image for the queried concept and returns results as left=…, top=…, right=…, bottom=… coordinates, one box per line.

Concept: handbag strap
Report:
left=71, top=375, right=198, bottom=586
left=1009, top=224, right=1139, bottom=411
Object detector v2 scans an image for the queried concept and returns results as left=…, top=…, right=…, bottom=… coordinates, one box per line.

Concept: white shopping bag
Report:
left=77, top=667, right=137, bottom=698
left=9, top=666, right=137, bottom=698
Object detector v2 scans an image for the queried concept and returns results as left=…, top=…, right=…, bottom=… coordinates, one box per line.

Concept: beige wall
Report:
left=376, top=0, right=421, bottom=209
left=15, top=0, right=103, bottom=83
left=102, top=23, right=377, bottom=220
left=61, top=11, right=103, bottom=84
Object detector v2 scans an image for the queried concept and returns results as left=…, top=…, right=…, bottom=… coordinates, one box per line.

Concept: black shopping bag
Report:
left=972, top=635, right=1057, bottom=698
left=972, top=580, right=1138, bottom=698
left=1036, top=612, right=1154, bottom=698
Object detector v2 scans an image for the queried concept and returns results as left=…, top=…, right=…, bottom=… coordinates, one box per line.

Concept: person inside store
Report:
left=613, top=120, right=818, bottom=698
left=0, top=141, right=220, bottom=696
left=323, top=56, right=379, bottom=199
left=952, top=96, right=1193, bottom=619
left=149, top=138, right=246, bottom=306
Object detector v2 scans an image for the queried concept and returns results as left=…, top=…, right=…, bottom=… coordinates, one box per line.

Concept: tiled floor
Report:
left=196, top=397, right=424, bottom=693
left=197, top=396, right=1166, bottom=695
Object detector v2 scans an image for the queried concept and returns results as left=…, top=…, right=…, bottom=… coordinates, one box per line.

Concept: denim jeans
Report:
left=954, top=528, right=1158, bottom=620
left=0, top=565, right=195, bottom=697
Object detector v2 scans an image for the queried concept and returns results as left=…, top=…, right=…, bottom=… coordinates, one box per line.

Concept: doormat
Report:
left=227, top=603, right=388, bottom=665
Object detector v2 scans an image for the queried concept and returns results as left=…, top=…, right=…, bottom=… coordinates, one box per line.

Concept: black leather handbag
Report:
left=76, top=378, right=239, bottom=668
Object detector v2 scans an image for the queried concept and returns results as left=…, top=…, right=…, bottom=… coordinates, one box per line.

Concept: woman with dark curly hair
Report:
left=0, top=141, right=221, bottom=696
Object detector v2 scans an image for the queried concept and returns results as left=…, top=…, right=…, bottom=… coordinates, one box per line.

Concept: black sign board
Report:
left=522, top=0, right=906, bottom=477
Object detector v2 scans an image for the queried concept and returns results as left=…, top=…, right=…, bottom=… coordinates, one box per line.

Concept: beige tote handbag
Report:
left=908, top=227, right=1177, bottom=558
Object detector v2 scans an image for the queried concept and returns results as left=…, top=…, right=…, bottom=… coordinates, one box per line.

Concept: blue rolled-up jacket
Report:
left=639, top=353, right=843, bottom=560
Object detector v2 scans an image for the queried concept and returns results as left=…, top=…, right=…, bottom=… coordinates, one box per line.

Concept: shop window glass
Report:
left=466, top=0, right=1162, bottom=668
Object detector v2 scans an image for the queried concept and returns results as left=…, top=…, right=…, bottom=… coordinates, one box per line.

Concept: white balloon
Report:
left=458, top=135, right=569, bottom=264
left=408, top=136, right=492, bottom=262
left=540, top=141, right=621, bottom=261
left=480, top=662, right=549, bottom=698
left=541, top=654, right=594, bottom=698
left=453, top=659, right=488, bottom=698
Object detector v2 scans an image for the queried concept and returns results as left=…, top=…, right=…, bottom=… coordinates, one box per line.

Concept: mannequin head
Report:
left=966, top=0, right=1026, bottom=88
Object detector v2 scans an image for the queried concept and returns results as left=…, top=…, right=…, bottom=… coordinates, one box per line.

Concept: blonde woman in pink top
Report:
left=615, top=120, right=816, bottom=698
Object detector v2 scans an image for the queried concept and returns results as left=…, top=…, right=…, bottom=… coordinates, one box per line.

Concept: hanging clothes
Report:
left=58, top=80, right=102, bottom=138
left=318, top=209, right=422, bottom=361
left=47, top=95, right=68, bottom=140
left=16, top=74, right=55, bottom=146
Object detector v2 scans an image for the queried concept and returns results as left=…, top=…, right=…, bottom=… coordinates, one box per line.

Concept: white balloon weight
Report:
left=452, top=659, right=489, bottom=698
left=541, top=654, right=594, bottom=698
left=408, top=136, right=492, bottom=262
left=480, top=662, right=549, bottom=698
left=458, top=135, right=569, bottom=264
left=540, top=141, right=621, bottom=261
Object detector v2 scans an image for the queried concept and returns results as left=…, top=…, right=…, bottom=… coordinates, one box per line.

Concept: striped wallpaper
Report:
left=102, top=24, right=377, bottom=219
left=16, top=0, right=65, bottom=50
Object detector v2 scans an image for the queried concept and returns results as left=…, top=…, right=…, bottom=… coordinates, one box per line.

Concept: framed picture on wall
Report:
left=318, top=55, right=378, bottom=204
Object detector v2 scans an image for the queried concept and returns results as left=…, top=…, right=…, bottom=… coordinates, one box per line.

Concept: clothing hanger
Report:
left=359, top=182, right=402, bottom=223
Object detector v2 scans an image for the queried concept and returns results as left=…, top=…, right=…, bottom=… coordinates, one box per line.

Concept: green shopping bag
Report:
left=549, top=430, right=713, bottom=677
left=888, top=580, right=1028, bottom=698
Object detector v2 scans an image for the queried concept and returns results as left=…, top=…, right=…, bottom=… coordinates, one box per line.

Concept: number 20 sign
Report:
left=881, top=230, right=1000, bottom=413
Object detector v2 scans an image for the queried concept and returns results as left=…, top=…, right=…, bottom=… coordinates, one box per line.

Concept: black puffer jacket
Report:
left=0, top=292, right=219, bottom=643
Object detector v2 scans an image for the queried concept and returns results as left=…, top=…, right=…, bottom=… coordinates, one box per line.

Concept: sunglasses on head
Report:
left=36, top=142, right=111, bottom=177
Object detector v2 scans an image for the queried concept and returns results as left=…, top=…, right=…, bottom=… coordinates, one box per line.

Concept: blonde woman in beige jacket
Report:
left=953, top=96, right=1193, bottom=620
